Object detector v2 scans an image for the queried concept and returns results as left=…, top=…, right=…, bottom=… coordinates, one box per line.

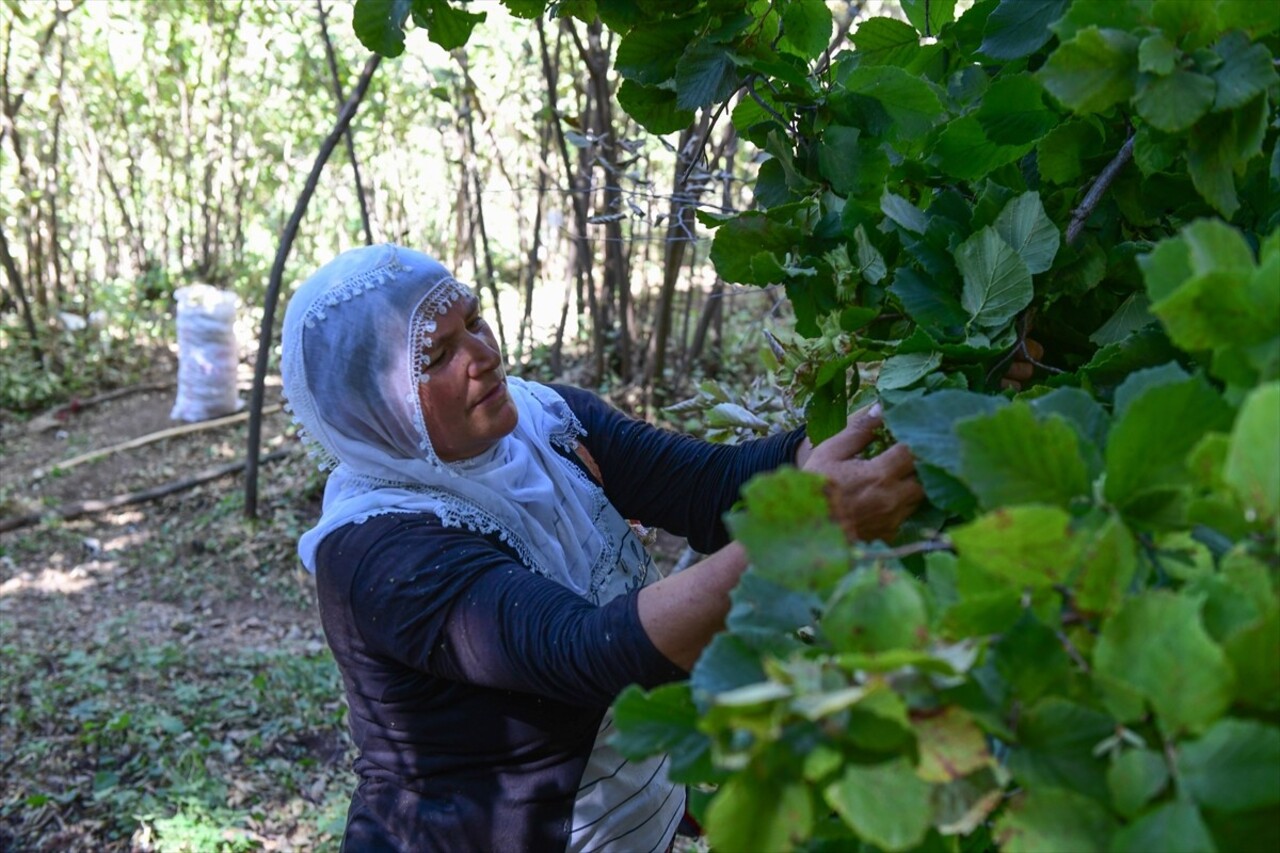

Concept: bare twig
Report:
left=34, top=404, right=281, bottom=478
left=1066, top=133, right=1136, bottom=246
left=25, top=381, right=174, bottom=433
left=857, top=537, right=954, bottom=560
left=1, top=449, right=293, bottom=535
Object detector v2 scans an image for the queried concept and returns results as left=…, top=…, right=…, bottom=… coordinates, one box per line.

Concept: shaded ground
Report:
left=0, top=376, right=694, bottom=852
left=0, top=378, right=349, bottom=851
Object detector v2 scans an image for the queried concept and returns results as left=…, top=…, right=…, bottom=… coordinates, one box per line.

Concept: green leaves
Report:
left=951, top=505, right=1079, bottom=588
left=352, top=0, right=415, bottom=56
left=1095, top=591, right=1234, bottom=733
left=825, top=758, right=932, bottom=852
left=955, top=403, right=1091, bottom=509
left=1038, top=26, right=1138, bottom=114
left=1225, top=382, right=1280, bottom=525
left=993, top=192, right=1060, bottom=274
left=675, top=42, right=740, bottom=111
left=980, top=0, right=1069, bottom=60
left=727, top=468, right=849, bottom=595
left=956, top=226, right=1033, bottom=331
left=1179, top=718, right=1280, bottom=813
left=1135, top=71, right=1216, bottom=133
left=352, top=0, right=485, bottom=55
left=1104, top=366, right=1234, bottom=516
left=780, top=0, right=833, bottom=60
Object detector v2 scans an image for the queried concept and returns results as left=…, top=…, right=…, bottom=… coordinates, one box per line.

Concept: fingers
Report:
left=813, top=403, right=884, bottom=460
left=867, top=442, right=916, bottom=478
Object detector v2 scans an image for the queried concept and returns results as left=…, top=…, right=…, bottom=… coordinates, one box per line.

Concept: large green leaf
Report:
left=817, top=125, right=889, bottom=198
left=877, top=352, right=942, bottom=391
left=727, top=468, right=850, bottom=595
left=1225, top=609, right=1280, bottom=711
left=1137, top=32, right=1178, bottom=75
left=726, top=573, right=822, bottom=655
left=410, top=0, right=486, bottom=51
left=955, top=403, right=1090, bottom=509
left=1179, top=718, right=1280, bottom=813
left=1224, top=382, right=1280, bottom=524
left=780, top=0, right=833, bottom=60
left=851, top=16, right=922, bottom=67
left=1104, top=371, right=1234, bottom=512
left=1038, top=26, right=1138, bottom=114
left=934, top=115, right=1033, bottom=180
left=1111, top=801, right=1216, bottom=853
left=1187, top=112, right=1241, bottom=217
left=889, top=268, right=968, bottom=328
left=1134, top=70, right=1215, bottom=133
left=675, top=41, right=740, bottom=110
left=707, top=768, right=814, bottom=853
left=950, top=505, right=1079, bottom=587
left=352, top=0, right=414, bottom=57
left=993, top=192, right=1060, bottom=274
left=1094, top=591, right=1234, bottom=734
left=616, top=81, right=696, bottom=134
left=884, top=390, right=1006, bottom=476
left=991, top=614, right=1073, bottom=704
left=1107, top=749, right=1169, bottom=818
left=956, top=225, right=1034, bottom=331
left=821, top=567, right=928, bottom=653
left=980, top=0, right=1068, bottom=59
left=995, top=787, right=1117, bottom=853
left=838, top=65, right=945, bottom=141
left=616, top=18, right=697, bottom=85
left=1008, top=698, right=1114, bottom=802
left=976, top=76, right=1058, bottom=146
left=610, top=684, right=712, bottom=782
left=1211, top=31, right=1279, bottom=112
left=824, top=758, right=932, bottom=852
left=708, top=213, right=803, bottom=285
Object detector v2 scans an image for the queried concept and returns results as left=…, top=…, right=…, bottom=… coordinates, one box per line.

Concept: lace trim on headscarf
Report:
left=301, top=247, right=409, bottom=330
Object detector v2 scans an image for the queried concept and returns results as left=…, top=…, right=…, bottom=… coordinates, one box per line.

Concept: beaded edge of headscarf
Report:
left=405, top=276, right=473, bottom=468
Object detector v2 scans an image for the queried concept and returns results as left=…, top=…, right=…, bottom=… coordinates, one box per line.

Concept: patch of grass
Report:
left=1, top=628, right=353, bottom=851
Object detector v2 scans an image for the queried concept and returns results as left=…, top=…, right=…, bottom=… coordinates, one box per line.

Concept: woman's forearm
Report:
left=636, top=542, right=748, bottom=671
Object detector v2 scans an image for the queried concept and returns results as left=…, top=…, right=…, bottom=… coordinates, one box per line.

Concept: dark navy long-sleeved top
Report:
left=314, top=384, right=805, bottom=852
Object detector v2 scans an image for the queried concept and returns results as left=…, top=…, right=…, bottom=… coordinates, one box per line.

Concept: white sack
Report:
left=170, top=284, right=242, bottom=422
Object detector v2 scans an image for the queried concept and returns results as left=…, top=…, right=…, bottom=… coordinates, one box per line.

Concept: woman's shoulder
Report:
left=317, top=511, right=514, bottom=581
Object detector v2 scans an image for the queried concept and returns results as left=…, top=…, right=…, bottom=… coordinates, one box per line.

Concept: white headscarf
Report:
left=280, top=244, right=630, bottom=603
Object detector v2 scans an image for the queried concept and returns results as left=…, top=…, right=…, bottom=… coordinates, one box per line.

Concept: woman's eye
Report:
left=467, top=316, right=484, bottom=331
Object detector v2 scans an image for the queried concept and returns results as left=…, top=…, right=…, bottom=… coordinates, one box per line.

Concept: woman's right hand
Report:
left=801, top=404, right=924, bottom=543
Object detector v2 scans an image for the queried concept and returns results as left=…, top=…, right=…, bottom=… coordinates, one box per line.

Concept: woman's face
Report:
left=416, top=294, right=518, bottom=462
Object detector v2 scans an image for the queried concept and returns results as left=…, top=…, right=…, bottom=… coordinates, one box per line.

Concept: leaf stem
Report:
left=857, top=537, right=954, bottom=560
left=1066, top=133, right=1136, bottom=246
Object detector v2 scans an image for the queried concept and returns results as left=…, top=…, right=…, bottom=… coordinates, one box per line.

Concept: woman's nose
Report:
left=466, top=333, right=501, bottom=377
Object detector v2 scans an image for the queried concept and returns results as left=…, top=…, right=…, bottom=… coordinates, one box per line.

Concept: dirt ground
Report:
left=0, top=374, right=338, bottom=851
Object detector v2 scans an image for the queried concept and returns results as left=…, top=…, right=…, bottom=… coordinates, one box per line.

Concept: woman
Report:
left=281, top=245, right=922, bottom=852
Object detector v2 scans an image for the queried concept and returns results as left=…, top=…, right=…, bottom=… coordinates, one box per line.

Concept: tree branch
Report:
left=1066, top=133, right=1135, bottom=246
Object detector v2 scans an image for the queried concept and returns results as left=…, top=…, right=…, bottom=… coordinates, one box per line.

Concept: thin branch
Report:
left=1066, top=133, right=1135, bottom=246
left=857, top=537, right=954, bottom=560
left=34, top=404, right=281, bottom=478
left=0, top=449, right=293, bottom=535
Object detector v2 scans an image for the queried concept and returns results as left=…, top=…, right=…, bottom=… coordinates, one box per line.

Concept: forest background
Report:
left=2, top=0, right=1279, bottom=852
